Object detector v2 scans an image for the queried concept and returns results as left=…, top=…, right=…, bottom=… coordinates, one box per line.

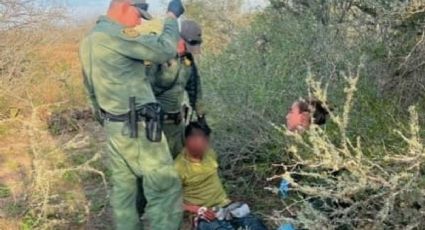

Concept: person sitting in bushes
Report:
left=286, top=98, right=330, bottom=132
left=174, top=121, right=268, bottom=230
left=286, top=99, right=352, bottom=215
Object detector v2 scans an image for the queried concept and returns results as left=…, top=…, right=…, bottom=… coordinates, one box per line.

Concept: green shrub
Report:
left=200, top=2, right=425, bottom=227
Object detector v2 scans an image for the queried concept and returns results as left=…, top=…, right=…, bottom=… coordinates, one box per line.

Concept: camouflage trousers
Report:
left=105, top=120, right=183, bottom=230
left=163, top=121, right=186, bottom=158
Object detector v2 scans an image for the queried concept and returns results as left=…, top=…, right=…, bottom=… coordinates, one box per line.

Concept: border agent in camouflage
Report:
left=147, top=20, right=205, bottom=158
left=79, top=1, right=185, bottom=229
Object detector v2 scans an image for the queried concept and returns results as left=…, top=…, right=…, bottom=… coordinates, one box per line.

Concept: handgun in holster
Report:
left=140, top=103, right=164, bottom=142
left=128, top=97, right=164, bottom=142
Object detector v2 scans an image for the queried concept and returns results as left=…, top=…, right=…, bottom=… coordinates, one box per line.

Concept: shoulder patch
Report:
left=134, top=19, right=163, bottom=36
left=122, top=27, right=140, bottom=38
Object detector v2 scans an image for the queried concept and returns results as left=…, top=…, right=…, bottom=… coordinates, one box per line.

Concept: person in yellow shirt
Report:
left=175, top=122, right=268, bottom=230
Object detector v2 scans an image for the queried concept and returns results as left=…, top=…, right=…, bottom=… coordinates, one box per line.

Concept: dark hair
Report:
left=297, top=98, right=330, bottom=125
left=185, top=121, right=212, bottom=138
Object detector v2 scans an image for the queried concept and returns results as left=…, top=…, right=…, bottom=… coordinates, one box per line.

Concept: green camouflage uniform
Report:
left=80, top=16, right=183, bottom=230
left=148, top=54, right=203, bottom=157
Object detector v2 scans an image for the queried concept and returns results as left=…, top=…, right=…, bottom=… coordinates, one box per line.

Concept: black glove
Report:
left=197, top=115, right=211, bottom=135
left=168, top=0, right=185, bottom=18
left=197, top=115, right=209, bottom=128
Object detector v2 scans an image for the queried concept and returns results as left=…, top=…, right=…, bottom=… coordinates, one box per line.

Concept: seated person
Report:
left=286, top=98, right=329, bottom=132
left=286, top=99, right=349, bottom=214
left=175, top=122, right=268, bottom=230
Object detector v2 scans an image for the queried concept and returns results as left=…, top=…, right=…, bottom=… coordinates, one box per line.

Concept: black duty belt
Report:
left=101, top=110, right=143, bottom=122
left=163, top=112, right=182, bottom=124
left=101, top=101, right=163, bottom=142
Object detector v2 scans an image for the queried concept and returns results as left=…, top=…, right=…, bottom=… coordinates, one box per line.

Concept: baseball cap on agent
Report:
left=132, top=0, right=152, bottom=20
left=180, top=20, right=203, bottom=54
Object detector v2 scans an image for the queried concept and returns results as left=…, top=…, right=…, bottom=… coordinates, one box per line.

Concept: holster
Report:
left=139, top=103, right=164, bottom=142
left=102, top=99, right=164, bottom=142
left=127, top=98, right=163, bottom=142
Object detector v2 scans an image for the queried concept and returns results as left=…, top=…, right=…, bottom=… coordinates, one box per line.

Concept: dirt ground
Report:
left=0, top=109, right=195, bottom=229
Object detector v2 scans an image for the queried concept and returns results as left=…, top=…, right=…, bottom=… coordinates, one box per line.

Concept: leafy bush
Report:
left=268, top=75, right=425, bottom=229
left=200, top=1, right=425, bottom=227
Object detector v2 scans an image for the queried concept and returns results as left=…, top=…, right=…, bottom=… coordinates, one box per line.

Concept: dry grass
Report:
left=0, top=11, right=111, bottom=227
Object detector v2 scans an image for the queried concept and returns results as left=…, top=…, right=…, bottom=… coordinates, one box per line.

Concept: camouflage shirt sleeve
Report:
left=82, top=69, right=103, bottom=125
left=114, top=18, right=180, bottom=64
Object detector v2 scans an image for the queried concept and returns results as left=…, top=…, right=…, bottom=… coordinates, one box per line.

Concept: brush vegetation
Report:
left=0, top=0, right=425, bottom=229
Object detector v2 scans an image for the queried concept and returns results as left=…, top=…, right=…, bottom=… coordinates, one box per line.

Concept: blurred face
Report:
left=286, top=102, right=311, bottom=132
left=177, top=39, right=186, bottom=56
left=185, top=130, right=209, bottom=158
left=107, top=2, right=141, bottom=27
left=177, top=39, right=202, bottom=56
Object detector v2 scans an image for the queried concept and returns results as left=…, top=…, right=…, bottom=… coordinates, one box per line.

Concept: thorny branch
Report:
left=268, top=73, right=425, bottom=229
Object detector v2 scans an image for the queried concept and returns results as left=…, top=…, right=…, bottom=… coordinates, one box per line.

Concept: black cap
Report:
left=132, top=0, right=152, bottom=20
left=180, top=20, right=203, bottom=54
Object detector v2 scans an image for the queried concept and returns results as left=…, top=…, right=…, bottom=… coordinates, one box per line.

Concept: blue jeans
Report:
left=197, top=214, right=268, bottom=230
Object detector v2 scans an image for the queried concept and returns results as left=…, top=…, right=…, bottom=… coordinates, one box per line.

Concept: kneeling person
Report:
left=174, top=122, right=268, bottom=230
